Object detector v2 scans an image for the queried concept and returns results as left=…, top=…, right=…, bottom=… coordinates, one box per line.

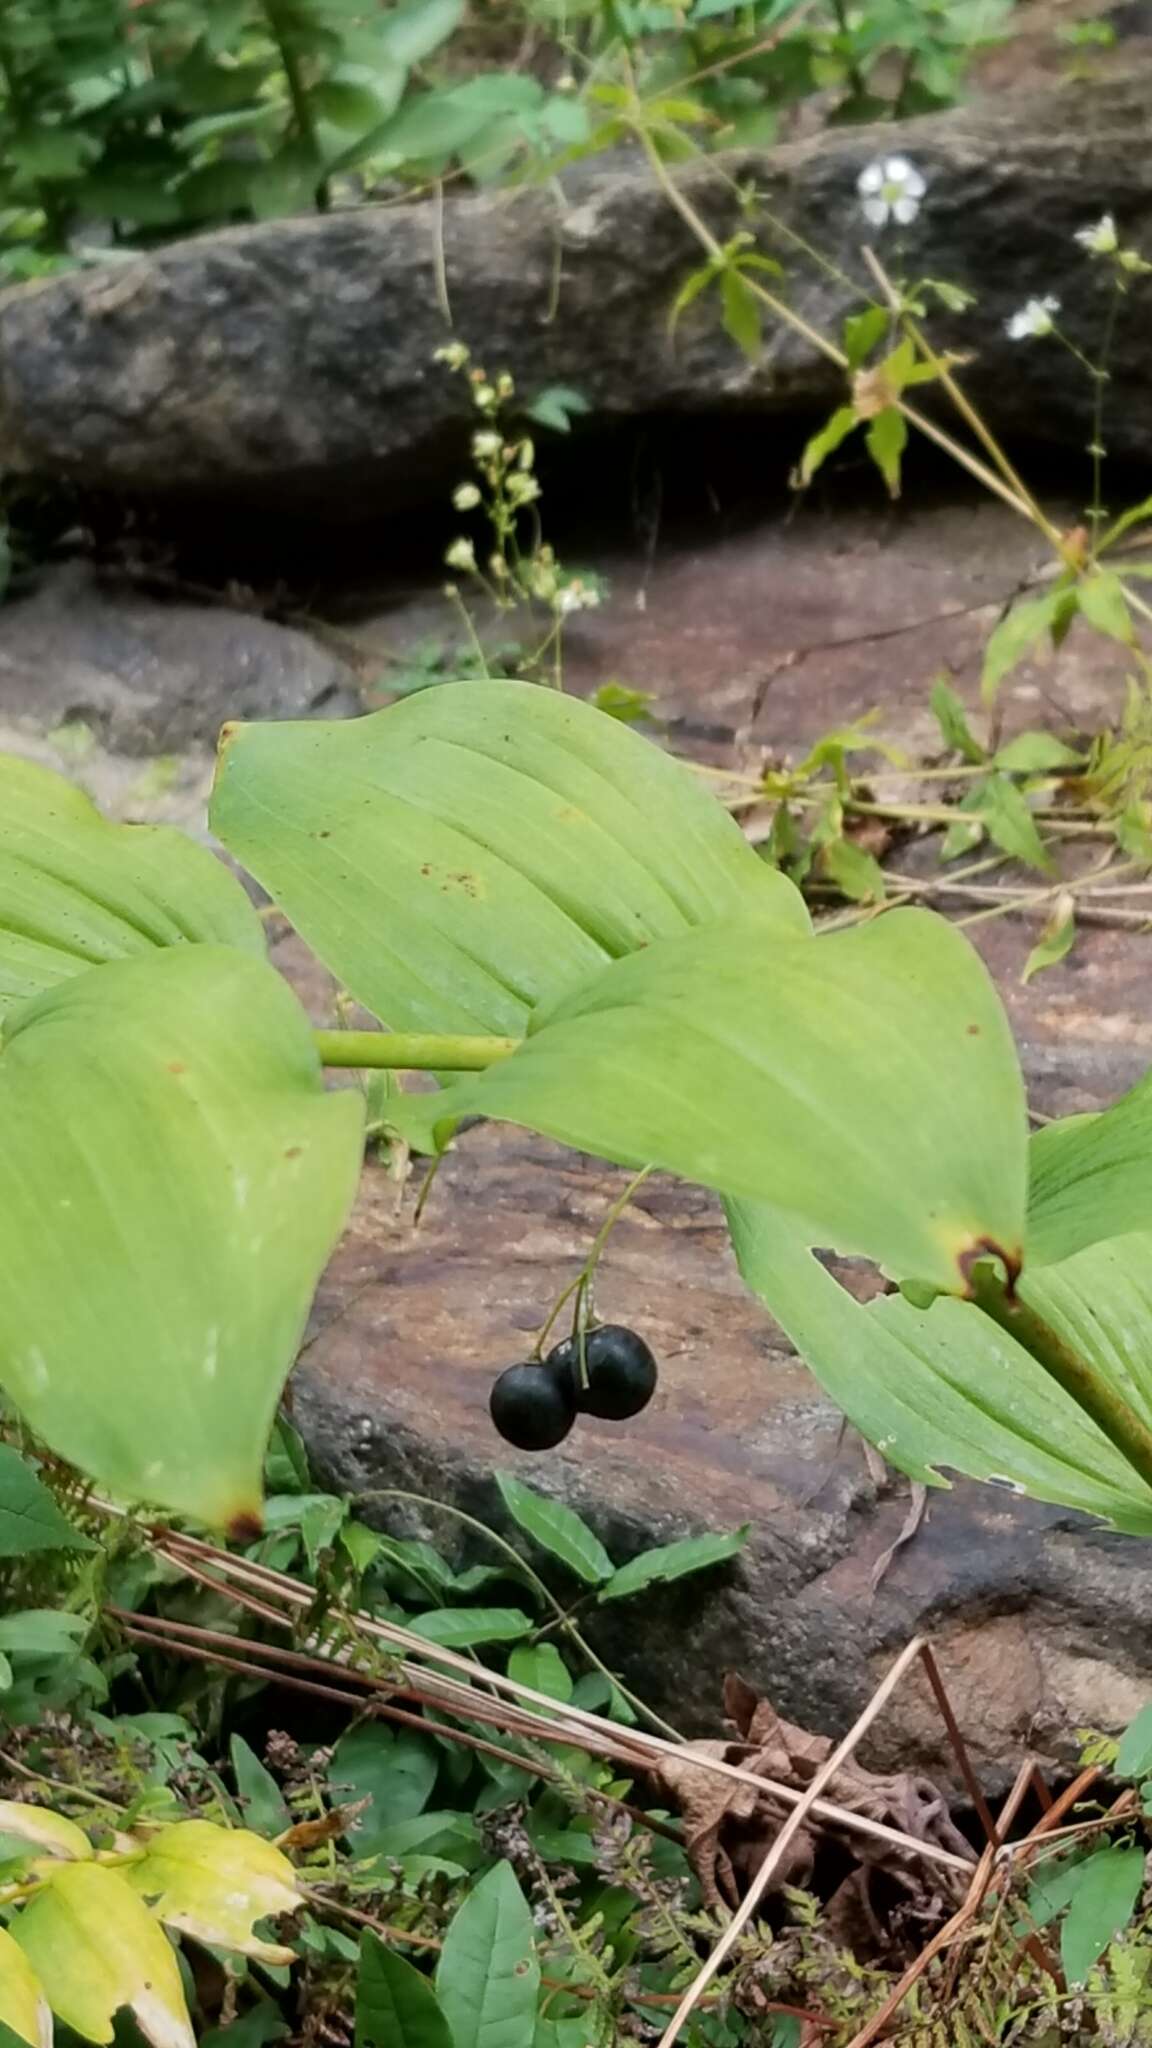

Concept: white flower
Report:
left=433, top=341, right=470, bottom=370
left=555, top=578, right=600, bottom=614
left=1005, top=295, right=1060, bottom=341
left=472, top=430, right=501, bottom=459
left=857, top=156, right=926, bottom=229
left=1075, top=213, right=1118, bottom=256
left=444, top=537, right=476, bottom=573
left=452, top=483, right=481, bottom=510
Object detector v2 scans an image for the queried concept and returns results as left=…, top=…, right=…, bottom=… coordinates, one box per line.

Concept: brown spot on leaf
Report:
left=966, top=1024, right=981, bottom=1036
left=166, top=1060, right=187, bottom=1075
left=284, top=1145, right=303, bottom=1160
left=958, top=1237, right=1022, bottom=1300
left=226, top=1509, right=264, bottom=1545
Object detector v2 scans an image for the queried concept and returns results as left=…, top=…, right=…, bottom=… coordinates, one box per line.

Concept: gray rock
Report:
left=1, top=74, right=1151, bottom=513
left=0, top=563, right=361, bottom=752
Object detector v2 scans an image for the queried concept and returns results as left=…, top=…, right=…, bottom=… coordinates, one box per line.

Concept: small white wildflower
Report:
left=433, top=341, right=470, bottom=369
left=505, top=471, right=541, bottom=506
left=444, top=537, right=476, bottom=573
left=452, top=482, right=481, bottom=511
left=857, top=155, right=926, bottom=229
left=1074, top=213, right=1118, bottom=256
left=472, top=383, right=497, bottom=410
left=1005, top=295, right=1060, bottom=341
left=555, top=578, right=600, bottom=614
left=472, top=430, right=501, bottom=459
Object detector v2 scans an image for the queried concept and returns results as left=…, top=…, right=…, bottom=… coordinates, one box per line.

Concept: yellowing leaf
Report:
left=0, top=1926, right=52, bottom=2048
left=125, top=1821, right=302, bottom=1964
left=12, top=1863, right=194, bottom=2048
left=0, top=1804, right=91, bottom=1862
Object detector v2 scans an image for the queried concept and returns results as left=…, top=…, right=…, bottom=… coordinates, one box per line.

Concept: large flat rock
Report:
left=3, top=73, right=1152, bottom=512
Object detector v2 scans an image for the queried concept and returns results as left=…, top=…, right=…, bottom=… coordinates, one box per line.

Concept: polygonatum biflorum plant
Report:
left=1, top=681, right=1152, bottom=1536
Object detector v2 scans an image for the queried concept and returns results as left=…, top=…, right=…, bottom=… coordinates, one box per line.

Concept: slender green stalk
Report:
left=314, top=1030, right=519, bottom=1071
left=261, top=0, right=328, bottom=210
left=969, top=1266, right=1152, bottom=1499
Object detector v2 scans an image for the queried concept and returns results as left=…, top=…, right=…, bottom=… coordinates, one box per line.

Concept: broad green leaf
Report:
left=1029, top=1844, right=1145, bottom=1984
left=435, top=1863, right=539, bottom=2048
left=599, top=1527, right=749, bottom=1602
left=407, top=1607, right=533, bottom=1648
left=818, top=835, right=886, bottom=903
left=210, top=682, right=805, bottom=1037
left=1027, top=1073, right=1152, bottom=1266
left=356, top=1931, right=452, bottom=2048
left=1077, top=570, right=1133, bottom=645
left=374, top=0, right=464, bottom=65
left=720, top=269, right=761, bottom=359
left=864, top=407, right=907, bottom=499
left=525, top=386, right=590, bottom=434
left=793, top=405, right=859, bottom=489
left=981, top=586, right=1074, bottom=704
left=0, top=1928, right=51, bottom=2048
left=0, top=1447, right=94, bottom=1558
left=0, top=946, right=363, bottom=1531
left=123, top=1820, right=301, bottom=1965
left=13, top=1862, right=194, bottom=2048
left=0, top=1613, right=87, bottom=1656
left=329, top=1726, right=439, bottom=1854
left=1099, top=492, right=1152, bottom=553
left=1116, top=1703, right=1152, bottom=1779
left=930, top=677, right=984, bottom=764
left=364, top=1811, right=483, bottom=1870
left=394, top=911, right=1027, bottom=1294
left=971, top=774, right=1052, bottom=872
left=199, top=2004, right=288, bottom=2048
left=0, top=1804, right=90, bottom=1862
left=0, top=754, right=264, bottom=1021
left=495, top=1473, right=612, bottom=1583
left=1021, top=895, right=1076, bottom=983
left=993, top=732, right=1082, bottom=774
left=506, top=1643, right=573, bottom=1704
left=727, top=1199, right=1152, bottom=1533
left=230, top=1735, right=290, bottom=1840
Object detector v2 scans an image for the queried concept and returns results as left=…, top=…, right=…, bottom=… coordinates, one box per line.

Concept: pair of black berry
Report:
left=489, top=1324, right=658, bottom=1450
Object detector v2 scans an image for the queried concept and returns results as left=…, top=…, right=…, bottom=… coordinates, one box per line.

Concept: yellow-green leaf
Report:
left=0, top=1927, right=52, bottom=2048
left=124, top=1821, right=301, bottom=1965
left=0, top=1804, right=91, bottom=1863
left=0, top=754, right=264, bottom=1022
left=0, top=946, right=363, bottom=1531
left=12, top=1863, right=194, bottom=2048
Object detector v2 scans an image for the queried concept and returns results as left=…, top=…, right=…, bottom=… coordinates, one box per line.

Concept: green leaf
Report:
left=495, top=1473, right=612, bottom=1583
left=0, top=1802, right=90, bottom=1862
left=230, top=1735, right=290, bottom=1839
left=525, top=386, right=590, bottom=434
left=818, top=835, right=886, bottom=903
left=199, top=2002, right=288, bottom=2048
left=374, top=0, right=464, bottom=66
left=599, top=1526, right=748, bottom=1602
left=0, top=946, right=363, bottom=1531
left=435, top=1863, right=539, bottom=2048
left=0, top=1927, right=51, bottom=2048
left=930, top=677, right=984, bottom=764
left=0, top=1446, right=93, bottom=1557
left=971, top=774, right=1052, bottom=872
left=864, top=406, right=907, bottom=499
left=123, top=1820, right=301, bottom=1965
left=1099, top=492, right=1152, bottom=553
left=842, top=306, right=889, bottom=370
left=209, top=681, right=802, bottom=1038
left=668, top=259, right=721, bottom=335
left=356, top=1931, right=453, bottom=2048
left=1026, top=1072, right=1152, bottom=1266
left=329, top=1726, right=439, bottom=1854
left=506, top=1643, right=573, bottom=1704
left=993, top=732, right=1082, bottom=774
left=13, top=1862, right=194, bottom=2048
left=1032, top=1843, right=1145, bottom=1984
left=0, top=1612, right=86, bottom=1656
left=397, top=910, right=1028, bottom=1295
left=728, top=1198, right=1152, bottom=1533
left=792, top=405, right=859, bottom=489
left=1077, top=570, right=1133, bottom=646
left=720, top=268, right=761, bottom=359
left=1116, top=1703, right=1152, bottom=1779
left=407, top=1608, right=534, bottom=1648
left=981, top=586, right=1075, bottom=705
left=1021, top=895, right=1076, bottom=984
left=0, top=753, right=265, bottom=1021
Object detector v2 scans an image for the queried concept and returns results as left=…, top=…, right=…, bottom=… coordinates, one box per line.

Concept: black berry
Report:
left=550, top=1324, right=658, bottom=1421
left=489, top=1360, right=575, bottom=1450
